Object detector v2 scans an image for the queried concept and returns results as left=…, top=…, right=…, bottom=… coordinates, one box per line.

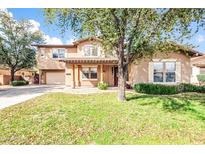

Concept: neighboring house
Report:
left=35, top=37, right=202, bottom=87
left=0, top=65, right=36, bottom=85
left=191, top=55, right=205, bottom=84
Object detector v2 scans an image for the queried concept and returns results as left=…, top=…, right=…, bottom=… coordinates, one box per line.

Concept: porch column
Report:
left=39, top=70, right=42, bottom=85
left=71, top=64, right=75, bottom=88
left=77, top=65, right=81, bottom=87
left=100, top=64, right=104, bottom=83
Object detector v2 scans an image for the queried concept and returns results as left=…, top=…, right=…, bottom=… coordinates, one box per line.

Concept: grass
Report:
left=0, top=92, right=205, bottom=144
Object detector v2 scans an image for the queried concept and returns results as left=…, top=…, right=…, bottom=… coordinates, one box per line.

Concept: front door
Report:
left=114, top=66, right=118, bottom=86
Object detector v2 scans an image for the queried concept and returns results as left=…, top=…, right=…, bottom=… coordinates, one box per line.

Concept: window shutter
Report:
left=176, top=62, right=181, bottom=83
left=148, top=62, right=153, bottom=83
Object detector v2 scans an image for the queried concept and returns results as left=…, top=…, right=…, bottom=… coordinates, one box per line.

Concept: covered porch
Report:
left=60, top=58, right=118, bottom=88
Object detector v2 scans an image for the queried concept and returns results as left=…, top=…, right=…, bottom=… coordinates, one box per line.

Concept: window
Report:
left=82, top=67, right=98, bottom=79
left=58, top=49, right=65, bottom=58
left=153, top=62, right=163, bottom=82
left=83, top=45, right=98, bottom=57
left=52, top=49, right=65, bottom=58
left=90, top=68, right=97, bottom=79
left=82, top=68, right=90, bottom=79
left=165, top=62, right=176, bottom=82
left=153, top=62, right=176, bottom=83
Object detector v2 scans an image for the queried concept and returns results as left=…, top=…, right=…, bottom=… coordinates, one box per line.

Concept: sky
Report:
left=7, top=8, right=75, bottom=45
left=4, top=8, right=205, bottom=53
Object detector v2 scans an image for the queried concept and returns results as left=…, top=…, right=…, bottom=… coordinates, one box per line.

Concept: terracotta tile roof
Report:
left=32, top=44, right=76, bottom=48
left=59, top=57, right=118, bottom=64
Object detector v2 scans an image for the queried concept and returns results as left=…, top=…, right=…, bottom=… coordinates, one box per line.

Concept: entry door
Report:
left=114, top=67, right=118, bottom=86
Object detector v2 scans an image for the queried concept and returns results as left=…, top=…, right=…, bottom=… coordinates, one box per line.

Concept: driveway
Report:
left=0, top=85, right=119, bottom=110
left=0, top=85, right=66, bottom=110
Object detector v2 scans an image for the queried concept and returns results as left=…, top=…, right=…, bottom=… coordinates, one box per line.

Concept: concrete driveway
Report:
left=0, top=85, right=66, bottom=110
left=0, top=85, right=119, bottom=110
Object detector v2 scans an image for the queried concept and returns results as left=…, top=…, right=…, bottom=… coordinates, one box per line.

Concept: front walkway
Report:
left=0, top=85, right=118, bottom=110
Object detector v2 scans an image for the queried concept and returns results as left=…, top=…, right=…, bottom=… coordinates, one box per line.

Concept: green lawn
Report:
left=1, top=92, right=205, bottom=144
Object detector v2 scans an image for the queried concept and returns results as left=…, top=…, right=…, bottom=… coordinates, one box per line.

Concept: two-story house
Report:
left=36, top=37, right=118, bottom=88
left=35, top=37, right=203, bottom=87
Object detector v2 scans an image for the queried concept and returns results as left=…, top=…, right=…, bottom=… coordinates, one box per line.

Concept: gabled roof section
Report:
left=72, top=37, right=101, bottom=45
left=167, top=42, right=203, bottom=57
left=32, top=37, right=100, bottom=48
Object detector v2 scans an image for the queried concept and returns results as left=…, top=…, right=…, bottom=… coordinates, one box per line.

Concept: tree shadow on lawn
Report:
left=126, top=93, right=205, bottom=121
left=173, top=93, right=205, bottom=106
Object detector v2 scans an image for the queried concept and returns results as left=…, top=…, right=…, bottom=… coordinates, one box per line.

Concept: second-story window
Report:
left=52, top=49, right=65, bottom=58
left=83, top=45, right=98, bottom=57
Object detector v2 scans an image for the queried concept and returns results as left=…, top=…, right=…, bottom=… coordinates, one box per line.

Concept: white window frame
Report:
left=83, top=45, right=99, bottom=57
left=52, top=48, right=65, bottom=58
left=153, top=61, right=177, bottom=84
left=81, top=67, right=98, bottom=80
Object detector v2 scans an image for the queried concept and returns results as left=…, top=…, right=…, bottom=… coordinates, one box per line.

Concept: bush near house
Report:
left=197, top=74, right=205, bottom=84
left=134, top=83, right=205, bottom=95
left=178, top=83, right=199, bottom=92
left=133, top=83, right=179, bottom=95
left=97, top=82, right=108, bottom=90
left=11, top=80, right=29, bottom=86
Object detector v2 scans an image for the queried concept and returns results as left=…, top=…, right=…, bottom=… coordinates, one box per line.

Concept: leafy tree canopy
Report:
left=44, top=9, right=205, bottom=60
left=0, top=10, right=44, bottom=81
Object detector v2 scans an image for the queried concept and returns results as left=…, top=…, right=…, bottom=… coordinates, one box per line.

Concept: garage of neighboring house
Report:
left=45, top=71, right=65, bottom=85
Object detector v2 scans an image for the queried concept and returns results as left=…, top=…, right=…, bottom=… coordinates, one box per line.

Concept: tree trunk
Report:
left=10, top=68, right=15, bottom=82
left=117, top=37, right=126, bottom=102
left=118, top=63, right=126, bottom=101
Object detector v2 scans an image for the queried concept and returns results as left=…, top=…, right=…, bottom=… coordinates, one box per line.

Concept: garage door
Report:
left=46, top=72, right=65, bottom=84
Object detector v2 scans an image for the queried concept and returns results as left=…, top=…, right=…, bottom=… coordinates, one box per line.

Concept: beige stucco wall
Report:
left=0, top=69, right=34, bottom=76
left=0, top=69, right=34, bottom=85
left=129, top=52, right=192, bottom=85
left=37, top=47, right=66, bottom=70
left=36, top=40, right=115, bottom=71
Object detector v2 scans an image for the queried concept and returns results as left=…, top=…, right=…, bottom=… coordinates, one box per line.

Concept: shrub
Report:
left=11, top=80, right=29, bottom=86
left=97, top=82, right=108, bottom=90
left=197, top=74, right=205, bottom=84
left=178, top=83, right=199, bottom=92
left=198, top=86, right=205, bottom=93
left=134, top=83, right=205, bottom=95
left=133, top=83, right=179, bottom=95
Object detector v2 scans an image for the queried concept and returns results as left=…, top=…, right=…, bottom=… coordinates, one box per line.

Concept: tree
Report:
left=0, top=10, right=44, bottom=82
left=44, top=8, right=205, bottom=101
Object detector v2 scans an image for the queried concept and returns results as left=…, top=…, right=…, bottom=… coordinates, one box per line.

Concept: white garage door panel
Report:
left=46, top=72, right=65, bottom=84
